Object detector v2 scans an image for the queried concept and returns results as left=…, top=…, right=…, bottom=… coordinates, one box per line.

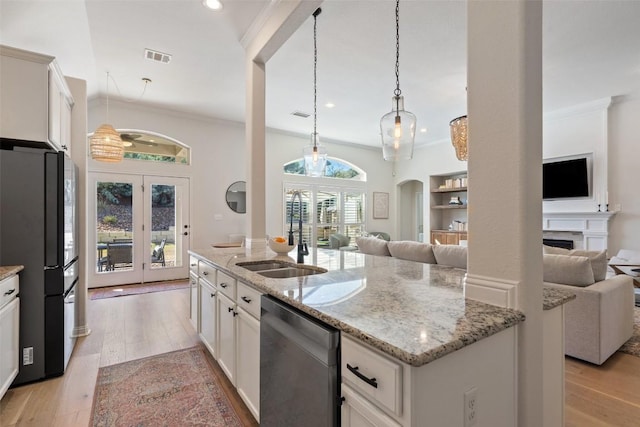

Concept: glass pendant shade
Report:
left=450, top=115, right=468, bottom=161
left=90, top=124, right=124, bottom=162
left=303, top=132, right=328, bottom=177
left=380, top=95, right=416, bottom=161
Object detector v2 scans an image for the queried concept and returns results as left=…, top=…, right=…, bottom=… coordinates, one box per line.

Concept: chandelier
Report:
left=90, top=72, right=124, bottom=162
left=450, top=115, right=468, bottom=161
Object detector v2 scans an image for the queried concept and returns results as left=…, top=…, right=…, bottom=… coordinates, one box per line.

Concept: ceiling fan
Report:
left=120, top=133, right=159, bottom=147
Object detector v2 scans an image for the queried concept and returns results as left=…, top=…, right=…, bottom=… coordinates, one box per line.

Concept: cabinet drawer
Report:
left=199, top=261, right=216, bottom=284
left=189, top=256, right=199, bottom=274
left=236, top=282, right=262, bottom=319
left=342, top=336, right=403, bottom=416
left=0, top=275, right=19, bottom=309
left=216, top=270, right=236, bottom=299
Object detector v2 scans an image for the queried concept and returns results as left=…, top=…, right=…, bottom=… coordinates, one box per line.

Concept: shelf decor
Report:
left=373, top=192, right=389, bottom=219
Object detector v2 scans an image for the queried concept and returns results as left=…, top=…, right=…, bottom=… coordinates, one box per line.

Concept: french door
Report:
left=89, top=173, right=190, bottom=288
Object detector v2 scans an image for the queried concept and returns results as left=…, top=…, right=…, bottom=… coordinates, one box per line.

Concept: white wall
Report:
left=88, top=99, right=247, bottom=251
left=394, top=97, right=640, bottom=255
left=88, top=100, right=395, bottom=250
left=608, top=93, right=640, bottom=254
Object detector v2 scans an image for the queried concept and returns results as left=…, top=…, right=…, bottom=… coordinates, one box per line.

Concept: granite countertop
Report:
left=190, top=247, right=534, bottom=367
left=0, top=265, right=24, bottom=281
left=543, top=286, right=576, bottom=310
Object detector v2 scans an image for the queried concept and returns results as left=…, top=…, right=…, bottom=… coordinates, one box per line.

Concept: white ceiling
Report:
left=1, top=0, right=639, bottom=149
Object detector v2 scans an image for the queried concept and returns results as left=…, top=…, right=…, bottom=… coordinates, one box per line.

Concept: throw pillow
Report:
left=543, top=246, right=607, bottom=281
left=432, top=244, right=467, bottom=269
left=356, top=236, right=391, bottom=256
left=387, top=241, right=437, bottom=264
left=543, top=254, right=595, bottom=287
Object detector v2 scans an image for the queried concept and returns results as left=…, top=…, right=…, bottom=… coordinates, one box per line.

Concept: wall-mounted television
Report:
left=542, top=157, right=590, bottom=200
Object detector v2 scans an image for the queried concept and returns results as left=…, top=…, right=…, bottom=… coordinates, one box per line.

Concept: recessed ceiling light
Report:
left=203, top=0, right=223, bottom=10
left=420, top=128, right=427, bottom=133
left=325, top=102, right=335, bottom=108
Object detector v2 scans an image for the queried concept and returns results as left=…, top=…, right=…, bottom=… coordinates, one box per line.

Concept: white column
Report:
left=241, top=0, right=322, bottom=248
left=244, top=57, right=267, bottom=248
left=466, top=1, right=543, bottom=426
left=66, top=76, right=90, bottom=337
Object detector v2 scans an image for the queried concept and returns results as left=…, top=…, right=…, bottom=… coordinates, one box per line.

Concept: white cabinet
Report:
left=0, top=275, right=20, bottom=400
left=236, top=282, right=261, bottom=422
left=199, top=278, right=217, bottom=358
left=236, top=306, right=260, bottom=421
left=0, top=45, right=73, bottom=153
left=189, top=272, right=198, bottom=330
left=341, top=385, right=401, bottom=427
left=217, top=292, right=237, bottom=385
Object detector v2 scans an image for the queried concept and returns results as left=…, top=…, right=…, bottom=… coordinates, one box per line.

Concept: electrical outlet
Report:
left=23, top=347, right=34, bottom=365
left=464, top=387, right=478, bottom=427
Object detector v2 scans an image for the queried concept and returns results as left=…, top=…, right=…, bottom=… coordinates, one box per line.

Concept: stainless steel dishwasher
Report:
left=260, top=295, right=340, bottom=427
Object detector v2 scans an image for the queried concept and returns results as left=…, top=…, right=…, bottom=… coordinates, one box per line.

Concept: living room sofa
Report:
left=355, top=236, right=635, bottom=365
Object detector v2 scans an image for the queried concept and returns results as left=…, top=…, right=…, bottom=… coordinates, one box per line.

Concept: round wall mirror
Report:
left=226, top=181, right=246, bottom=214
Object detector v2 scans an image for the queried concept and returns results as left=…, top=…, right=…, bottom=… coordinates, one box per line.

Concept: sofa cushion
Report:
left=356, top=236, right=391, bottom=256
left=387, top=241, right=436, bottom=264
left=543, top=254, right=595, bottom=286
left=543, top=245, right=607, bottom=281
left=432, top=244, right=467, bottom=269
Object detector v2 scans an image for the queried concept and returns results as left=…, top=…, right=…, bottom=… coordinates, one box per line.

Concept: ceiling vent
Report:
left=291, top=111, right=310, bottom=118
left=145, top=48, right=172, bottom=64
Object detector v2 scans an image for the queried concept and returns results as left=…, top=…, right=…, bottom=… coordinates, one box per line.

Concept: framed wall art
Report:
left=372, top=192, right=389, bottom=219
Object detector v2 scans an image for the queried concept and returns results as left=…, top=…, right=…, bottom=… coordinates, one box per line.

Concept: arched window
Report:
left=283, top=157, right=366, bottom=181
left=118, top=130, right=190, bottom=164
left=282, top=157, right=367, bottom=249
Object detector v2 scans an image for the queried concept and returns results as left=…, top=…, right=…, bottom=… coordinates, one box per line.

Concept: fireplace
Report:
left=543, top=238, right=574, bottom=250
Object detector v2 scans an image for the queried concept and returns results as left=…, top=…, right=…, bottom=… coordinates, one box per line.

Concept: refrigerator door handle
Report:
left=44, top=265, right=60, bottom=270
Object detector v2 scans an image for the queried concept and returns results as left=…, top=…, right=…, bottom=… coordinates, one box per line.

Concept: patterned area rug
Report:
left=91, top=346, right=242, bottom=426
left=90, top=280, right=189, bottom=300
left=618, top=306, right=640, bottom=357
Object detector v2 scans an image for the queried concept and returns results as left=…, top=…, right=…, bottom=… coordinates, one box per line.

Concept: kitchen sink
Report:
left=237, top=261, right=290, bottom=271
left=236, top=261, right=327, bottom=278
left=258, top=267, right=326, bottom=279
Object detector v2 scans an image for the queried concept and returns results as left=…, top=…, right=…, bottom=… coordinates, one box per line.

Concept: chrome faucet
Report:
left=288, top=191, right=309, bottom=263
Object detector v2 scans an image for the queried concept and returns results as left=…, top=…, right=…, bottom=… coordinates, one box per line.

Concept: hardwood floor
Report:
left=0, top=286, right=258, bottom=427
left=0, top=286, right=638, bottom=426
left=565, top=352, right=640, bottom=426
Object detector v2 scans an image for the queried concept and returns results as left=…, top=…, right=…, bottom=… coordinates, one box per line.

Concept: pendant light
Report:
left=90, top=72, right=124, bottom=162
left=450, top=115, right=468, bottom=161
left=380, top=0, right=416, bottom=162
left=303, top=8, right=328, bottom=177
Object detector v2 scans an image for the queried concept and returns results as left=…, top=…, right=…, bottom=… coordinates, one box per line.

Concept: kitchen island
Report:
left=189, top=246, right=574, bottom=426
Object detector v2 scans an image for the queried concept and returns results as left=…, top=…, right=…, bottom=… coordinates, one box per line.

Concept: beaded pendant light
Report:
left=450, top=115, right=468, bottom=161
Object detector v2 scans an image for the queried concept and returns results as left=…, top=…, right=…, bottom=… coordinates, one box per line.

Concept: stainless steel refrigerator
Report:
left=0, top=139, right=79, bottom=385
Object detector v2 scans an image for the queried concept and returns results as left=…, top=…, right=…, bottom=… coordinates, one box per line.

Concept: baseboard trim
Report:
left=464, top=273, right=519, bottom=308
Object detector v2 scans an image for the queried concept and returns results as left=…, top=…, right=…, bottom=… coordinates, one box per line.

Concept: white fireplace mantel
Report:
left=542, top=211, right=617, bottom=251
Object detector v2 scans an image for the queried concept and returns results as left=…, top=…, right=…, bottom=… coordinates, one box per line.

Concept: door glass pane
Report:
left=150, top=184, right=177, bottom=269
left=96, top=181, right=134, bottom=273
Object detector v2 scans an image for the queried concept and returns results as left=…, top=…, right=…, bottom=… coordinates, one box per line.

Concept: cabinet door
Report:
left=0, top=298, right=20, bottom=399
left=217, top=293, right=236, bottom=385
left=199, top=281, right=217, bottom=358
left=236, top=308, right=260, bottom=423
left=189, top=273, right=198, bottom=330
left=341, top=385, right=402, bottom=427
left=444, top=233, right=459, bottom=245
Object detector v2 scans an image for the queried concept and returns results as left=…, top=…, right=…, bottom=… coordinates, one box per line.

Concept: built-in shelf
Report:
left=432, top=205, right=467, bottom=210
left=431, top=187, right=468, bottom=193
left=431, top=229, right=468, bottom=234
